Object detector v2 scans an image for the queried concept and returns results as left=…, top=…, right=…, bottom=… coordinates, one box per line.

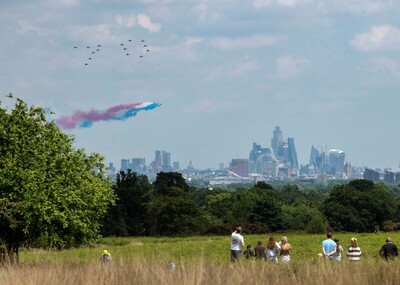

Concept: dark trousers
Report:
left=231, top=250, right=241, bottom=262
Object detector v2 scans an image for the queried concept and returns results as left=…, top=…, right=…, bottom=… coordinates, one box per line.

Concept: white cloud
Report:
left=211, top=34, right=285, bottom=50
left=115, top=14, right=136, bottom=28
left=253, top=0, right=312, bottom=9
left=183, top=37, right=203, bottom=47
left=369, top=56, right=400, bottom=77
left=17, top=19, right=41, bottom=35
left=70, top=24, right=113, bottom=43
left=351, top=25, right=400, bottom=52
left=275, top=56, right=310, bottom=79
left=192, top=4, right=219, bottom=23
left=137, top=14, right=161, bottom=32
left=230, top=59, right=259, bottom=76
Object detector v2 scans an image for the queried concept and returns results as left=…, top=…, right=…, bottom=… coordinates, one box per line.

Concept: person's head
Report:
left=267, top=236, right=276, bottom=250
left=281, top=236, right=288, bottom=244
left=257, top=240, right=263, bottom=246
left=334, top=238, right=339, bottom=244
left=102, top=249, right=110, bottom=256
left=386, top=237, right=392, bottom=243
left=247, top=244, right=252, bottom=249
left=236, top=226, right=242, bottom=234
left=327, top=232, right=333, bottom=239
left=350, top=237, right=358, bottom=247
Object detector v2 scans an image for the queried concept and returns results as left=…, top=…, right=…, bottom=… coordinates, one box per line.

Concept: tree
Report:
left=101, top=170, right=152, bottom=236
left=322, top=179, right=396, bottom=232
left=0, top=97, right=115, bottom=263
left=147, top=172, right=207, bottom=235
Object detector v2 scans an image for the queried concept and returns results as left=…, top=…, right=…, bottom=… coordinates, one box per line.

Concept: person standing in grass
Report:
left=322, top=232, right=337, bottom=260
left=332, top=238, right=344, bottom=262
left=379, top=237, right=398, bottom=261
left=99, top=249, right=112, bottom=265
left=254, top=240, right=266, bottom=260
left=243, top=244, right=255, bottom=259
left=265, top=236, right=281, bottom=263
left=230, top=226, right=245, bottom=262
left=347, top=237, right=361, bottom=261
left=279, top=236, right=292, bottom=263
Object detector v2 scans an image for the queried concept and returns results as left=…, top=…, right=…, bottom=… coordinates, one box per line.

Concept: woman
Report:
left=279, top=236, right=292, bottom=263
left=333, top=238, right=344, bottom=262
left=347, top=237, right=361, bottom=261
left=265, top=236, right=281, bottom=263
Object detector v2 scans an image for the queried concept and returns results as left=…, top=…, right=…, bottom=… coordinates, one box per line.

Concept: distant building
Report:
left=343, top=162, right=352, bottom=179
left=328, top=149, right=345, bottom=177
left=173, top=161, right=180, bottom=170
left=219, top=162, right=225, bottom=170
left=121, top=158, right=130, bottom=172
left=363, top=168, right=380, bottom=182
left=271, top=126, right=284, bottom=156
left=287, top=137, right=299, bottom=175
left=229, top=158, right=249, bottom=177
left=384, top=169, right=395, bottom=183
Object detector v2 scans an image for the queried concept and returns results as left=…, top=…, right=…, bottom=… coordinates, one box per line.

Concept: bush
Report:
left=306, top=216, right=326, bottom=234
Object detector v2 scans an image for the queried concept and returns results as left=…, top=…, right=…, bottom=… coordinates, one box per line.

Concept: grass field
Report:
left=2, top=232, right=400, bottom=284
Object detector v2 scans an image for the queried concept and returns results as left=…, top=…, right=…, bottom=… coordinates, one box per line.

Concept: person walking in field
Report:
left=332, top=238, right=344, bottom=262
left=230, top=227, right=245, bottom=262
left=347, top=237, right=361, bottom=261
left=279, top=236, right=292, bottom=263
left=254, top=240, right=266, bottom=260
left=322, top=232, right=337, bottom=260
left=379, top=237, right=398, bottom=261
left=243, top=244, right=255, bottom=259
left=99, top=249, right=112, bottom=265
left=265, top=236, right=281, bottom=263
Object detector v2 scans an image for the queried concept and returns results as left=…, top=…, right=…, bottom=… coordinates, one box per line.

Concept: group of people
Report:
left=230, top=227, right=292, bottom=263
left=231, top=227, right=399, bottom=263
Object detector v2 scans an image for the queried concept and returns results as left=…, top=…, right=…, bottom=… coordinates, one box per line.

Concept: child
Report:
left=243, top=244, right=255, bottom=259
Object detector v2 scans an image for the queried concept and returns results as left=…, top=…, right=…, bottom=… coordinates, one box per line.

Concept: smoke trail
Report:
left=56, top=102, right=161, bottom=130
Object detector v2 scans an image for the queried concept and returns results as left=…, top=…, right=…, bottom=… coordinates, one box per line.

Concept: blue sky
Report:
left=1, top=0, right=400, bottom=170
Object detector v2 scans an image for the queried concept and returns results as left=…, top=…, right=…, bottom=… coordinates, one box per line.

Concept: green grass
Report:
left=18, top=232, right=400, bottom=265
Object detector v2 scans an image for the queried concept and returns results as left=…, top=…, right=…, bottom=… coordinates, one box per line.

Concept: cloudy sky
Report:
left=1, top=0, right=400, bottom=170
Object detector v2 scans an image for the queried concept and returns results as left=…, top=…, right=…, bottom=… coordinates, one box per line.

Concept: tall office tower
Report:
left=161, top=150, right=172, bottom=171
left=229, top=158, right=249, bottom=177
left=120, top=159, right=130, bottom=172
left=131, top=158, right=145, bottom=173
left=219, top=163, right=225, bottom=170
left=309, top=145, right=320, bottom=168
left=173, top=161, right=180, bottom=170
left=328, top=149, right=345, bottom=175
left=249, top=142, right=276, bottom=173
left=287, top=137, right=299, bottom=173
left=155, top=150, right=162, bottom=168
left=271, top=126, right=284, bottom=156
left=343, top=162, right=352, bottom=179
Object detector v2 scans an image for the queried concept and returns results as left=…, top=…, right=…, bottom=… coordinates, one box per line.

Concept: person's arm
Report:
left=378, top=246, right=385, bottom=257
left=394, top=246, right=398, bottom=257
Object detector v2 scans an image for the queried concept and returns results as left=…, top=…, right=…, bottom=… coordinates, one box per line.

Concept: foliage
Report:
left=101, top=170, right=152, bottom=236
left=0, top=97, right=115, bottom=260
left=321, top=179, right=396, bottom=232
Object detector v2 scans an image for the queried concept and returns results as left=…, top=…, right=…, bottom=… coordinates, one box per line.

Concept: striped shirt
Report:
left=347, top=246, right=361, bottom=261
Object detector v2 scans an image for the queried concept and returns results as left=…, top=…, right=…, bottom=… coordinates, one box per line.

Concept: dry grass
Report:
left=1, top=259, right=400, bottom=285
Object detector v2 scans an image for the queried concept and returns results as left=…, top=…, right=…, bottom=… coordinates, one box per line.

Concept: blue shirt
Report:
left=322, top=239, right=337, bottom=259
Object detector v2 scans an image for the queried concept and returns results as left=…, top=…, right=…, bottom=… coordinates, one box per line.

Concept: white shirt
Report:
left=231, top=231, right=244, bottom=251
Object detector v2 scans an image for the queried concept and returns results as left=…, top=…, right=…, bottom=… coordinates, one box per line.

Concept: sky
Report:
left=1, top=0, right=400, bottom=171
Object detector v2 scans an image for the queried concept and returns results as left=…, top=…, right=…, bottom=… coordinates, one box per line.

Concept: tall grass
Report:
left=2, top=233, right=400, bottom=284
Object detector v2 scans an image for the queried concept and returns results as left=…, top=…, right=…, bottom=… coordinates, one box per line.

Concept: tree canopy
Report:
left=0, top=97, right=115, bottom=262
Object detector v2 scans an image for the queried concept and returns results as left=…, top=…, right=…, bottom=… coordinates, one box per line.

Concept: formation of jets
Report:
left=73, top=39, right=151, bottom=67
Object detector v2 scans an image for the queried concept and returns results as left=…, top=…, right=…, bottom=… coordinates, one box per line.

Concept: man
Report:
left=231, top=226, right=245, bottom=262
left=322, top=232, right=337, bottom=260
left=379, top=237, right=398, bottom=261
left=254, top=240, right=266, bottom=260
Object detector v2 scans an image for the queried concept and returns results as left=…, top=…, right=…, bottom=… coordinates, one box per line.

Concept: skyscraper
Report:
left=271, top=126, right=284, bottom=156
left=287, top=137, right=299, bottom=174
left=328, top=149, right=345, bottom=176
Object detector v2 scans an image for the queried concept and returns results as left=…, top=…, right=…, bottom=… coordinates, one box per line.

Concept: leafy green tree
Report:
left=0, top=97, right=115, bottom=262
left=101, top=170, right=152, bottom=236
left=322, top=179, right=396, bottom=232
left=205, top=192, right=235, bottom=223
left=281, top=204, right=324, bottom=230
left=147, top=172, right=207, bottom=235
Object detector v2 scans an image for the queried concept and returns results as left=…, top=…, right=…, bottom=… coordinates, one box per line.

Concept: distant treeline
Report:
left=100, top=171, right=400, bottom=236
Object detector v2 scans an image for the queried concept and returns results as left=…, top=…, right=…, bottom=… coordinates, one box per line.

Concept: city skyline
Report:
left=1, top=1, right=400, bottom=171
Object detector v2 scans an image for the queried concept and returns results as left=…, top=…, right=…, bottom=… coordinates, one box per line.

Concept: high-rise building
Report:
left=328, top=149, right=345, bottom=176
left=363, top=168, right=380, bottom=182
left=131, top=158, right=145, bottom=173
left=173, top=161, right=180, bottom=170
left=271, top=126, right=284, bottom=156
left=287, top=137, right=299, bottom=174
left=154, top=150, right=162, bottom=168
left=121, top=159, right=130, bottom=172
left=161, top=150, right=172, bottom=171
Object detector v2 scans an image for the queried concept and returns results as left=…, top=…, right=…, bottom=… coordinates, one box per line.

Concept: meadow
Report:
left=2, top=232, right=400, bottom=285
